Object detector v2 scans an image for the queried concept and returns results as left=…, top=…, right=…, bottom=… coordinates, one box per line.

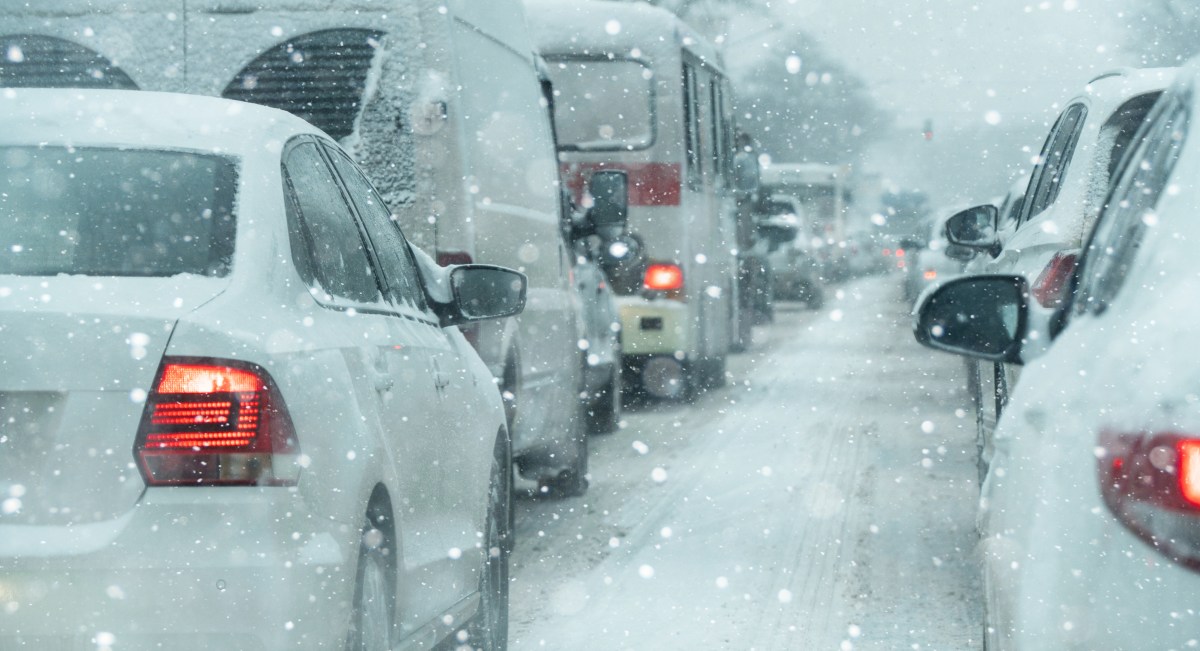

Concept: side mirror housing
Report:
left=945, top=204, right=1000, bottom=252
left=913, top=274, right=1028, bottom=363
left=757, top=218, right=799, bottom=247
left=437, top=265, right=527, bottom=327
left=733, top=151, right=760, bottom=195
left=584, top=170, right=629, bottom=238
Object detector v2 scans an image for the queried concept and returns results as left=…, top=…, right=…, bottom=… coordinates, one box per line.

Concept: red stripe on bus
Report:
left=561, top=162, right=682, bottom=207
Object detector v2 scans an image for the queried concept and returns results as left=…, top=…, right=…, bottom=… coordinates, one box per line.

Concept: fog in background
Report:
left=643, top=0, right=1191, bottom=209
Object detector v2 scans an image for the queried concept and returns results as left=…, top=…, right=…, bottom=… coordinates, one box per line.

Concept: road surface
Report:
left=508, top=274, right=984, bottom=650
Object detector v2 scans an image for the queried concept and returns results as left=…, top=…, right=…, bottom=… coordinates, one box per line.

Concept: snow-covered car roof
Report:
left=1074, top=67, right=1177, bottom=111
left=0, top=88, right=324, bottom=153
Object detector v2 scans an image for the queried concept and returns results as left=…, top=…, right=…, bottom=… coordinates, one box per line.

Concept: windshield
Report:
left=547, top=58, right=654, bottom=150
left=0, top=146, right=237, bottom=277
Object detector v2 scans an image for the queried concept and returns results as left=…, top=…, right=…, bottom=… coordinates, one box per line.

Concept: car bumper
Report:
left=0, top=490, right=357, bottom=650
left=616, top=297, right=690, bottom=357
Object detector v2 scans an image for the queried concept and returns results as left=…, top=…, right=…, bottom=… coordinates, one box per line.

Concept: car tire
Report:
left=588, top=366, right=621, bottom=435
left=346, top=518, right=394, bottom=651
left=467, top=443, right=511, bottom=651
left=540, top=406, right=588, bottom=497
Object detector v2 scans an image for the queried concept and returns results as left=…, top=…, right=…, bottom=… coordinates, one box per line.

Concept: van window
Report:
left=547, top=58, right=654, bottom=151
left=223, top=29, right=384, bottom=141
left=0, top=146, right=235, bottom=277
left=683, top=63, right=703, bottom=188
left=1020, top=103, right=1086, bottom=223
left=0, top=34, right=138, bottom=90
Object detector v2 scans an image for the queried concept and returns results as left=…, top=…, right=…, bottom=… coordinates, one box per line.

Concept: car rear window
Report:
left=548, top=58, right=654, bottom=151
left=0, top=146, right=237, bottom=277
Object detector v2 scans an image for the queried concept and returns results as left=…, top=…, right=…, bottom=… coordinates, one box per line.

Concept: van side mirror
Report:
left=438, top=265, right=527, bottom=326
left=913, top=274, right=1028, bottom=363
left=586, top=170, right=629, bottom=235
left=945, top=204, right=1000, bottom=252
left=733, top=151, right=760, bottom=194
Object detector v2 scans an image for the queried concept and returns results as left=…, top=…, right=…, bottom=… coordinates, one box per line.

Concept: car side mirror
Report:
left=945, top=204, right=1000, bottom=252
left=438, top=265, right=527, bottom=326
left=585, top=170, right=629, bottom=238
left=757, top=218, right=798, bottom=247
left=733, top=151, right=760, bottom=195
left=913, top=274, right=1028, bottom=363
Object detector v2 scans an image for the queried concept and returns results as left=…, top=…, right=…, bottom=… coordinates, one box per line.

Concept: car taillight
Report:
left=923, top=270, right=937, bottom=280
left=437, top=251, right=473, bottom=266
left=1031, top=252, right=1078, bottom=307
left=882, top=248, right=892, bottom=257
left=135, top=359, right=300, bottom=486
left=644, top=263, right=684, bottom=292
left=895, top=248, right=906, bottom=258
left=1099, top=431, right=1200, bottom=571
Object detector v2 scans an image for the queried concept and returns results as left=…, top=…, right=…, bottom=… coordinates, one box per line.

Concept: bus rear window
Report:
left=549, top=59, right=654, bottom=151
left=0, top=146, right=237, bottom=277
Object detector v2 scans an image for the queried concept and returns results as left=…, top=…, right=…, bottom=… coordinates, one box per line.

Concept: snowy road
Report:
left=507, top=274, right=984, bottom=650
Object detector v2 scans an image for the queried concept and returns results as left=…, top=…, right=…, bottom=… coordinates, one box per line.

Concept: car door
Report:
left=281, top=139, right=453, bottom=630
left=322, top=143, right=494, bottom=605
left=975, top=104, right=1087, bottom=475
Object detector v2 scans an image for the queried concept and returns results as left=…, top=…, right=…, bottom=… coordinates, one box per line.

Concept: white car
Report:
left=945, top=68, right=1175, bottom=481
left=0, top=89, right=522, bottom=650
left=914, top=67, right=1200, bottom=649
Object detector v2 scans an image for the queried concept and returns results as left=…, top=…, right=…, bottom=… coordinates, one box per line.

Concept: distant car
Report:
left=913, top=66, right=1198, bottom=651
left=760, top=195, right=825, bottom=308
left=0, top=89, right=521, bottom=650
left=904, top=211, right=974, bottom=302
left=945, top=67, right=1175, bottom=480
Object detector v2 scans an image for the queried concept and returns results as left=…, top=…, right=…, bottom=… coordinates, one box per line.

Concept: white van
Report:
left=0, top=0, right=590, bottom=495
left=527, top=0, right=742, bottom=399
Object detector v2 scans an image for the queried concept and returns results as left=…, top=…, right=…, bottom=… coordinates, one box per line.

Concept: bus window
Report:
left=547, top=58, right=654, bottom=151
left=683, top=63, right=703, bottom=189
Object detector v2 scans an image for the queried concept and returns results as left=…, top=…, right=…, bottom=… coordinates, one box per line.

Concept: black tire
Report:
left=346, top=518, right=395, bottom=651
left=587, top=366, right=621, bottom=434
left=540, top=406, right=588, bottom=497
left=468, top=446, right=511, bottom=650
left=805, top=284, right=825, bottom=310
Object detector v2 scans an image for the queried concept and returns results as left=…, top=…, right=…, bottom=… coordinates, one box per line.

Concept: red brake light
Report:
left=1031, top=252, right=1078, bottom=307
left=1099, top=431, right=1200, bottom=570
left=135, top=359, right=300, bottom=486
left=1180, top=440, right=1200, bottom=507
left=895, top=248, right=906, bottom=258
left=437, top=251, right=473, bottom=267
left=644, top=263, right=684, bottom=292
left=882, top=248, right=892, bottom=256
left=923, top=270, right=937, bottom=280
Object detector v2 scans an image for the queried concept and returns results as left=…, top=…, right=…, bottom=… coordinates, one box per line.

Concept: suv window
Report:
left=1075, top=95, right=1188, bottom=316
left=324, top=144, right=429, bottom=313
left=283, top=141, right=383, bottom=306
left=1021, top=103, right=1087, bottom=224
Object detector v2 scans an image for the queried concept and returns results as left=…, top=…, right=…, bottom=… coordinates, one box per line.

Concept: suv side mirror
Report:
left=438, top=265, right=527, bottom=326
left=913, top=274, right=1028, bottom=363
left=586, top=170, right=629, bottom=237
left=945, top=204, right=1000, bottom=252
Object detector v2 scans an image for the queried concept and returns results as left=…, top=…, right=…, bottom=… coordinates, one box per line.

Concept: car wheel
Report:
left=805, top=284, right=825, bottom=310
left=587, top=365, right=621, bottom=435
left=540, top=406, right=589, bottom=497
left=346, top=519, right=394, bottom=651
left=467, top=445, right=510, bottom=650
